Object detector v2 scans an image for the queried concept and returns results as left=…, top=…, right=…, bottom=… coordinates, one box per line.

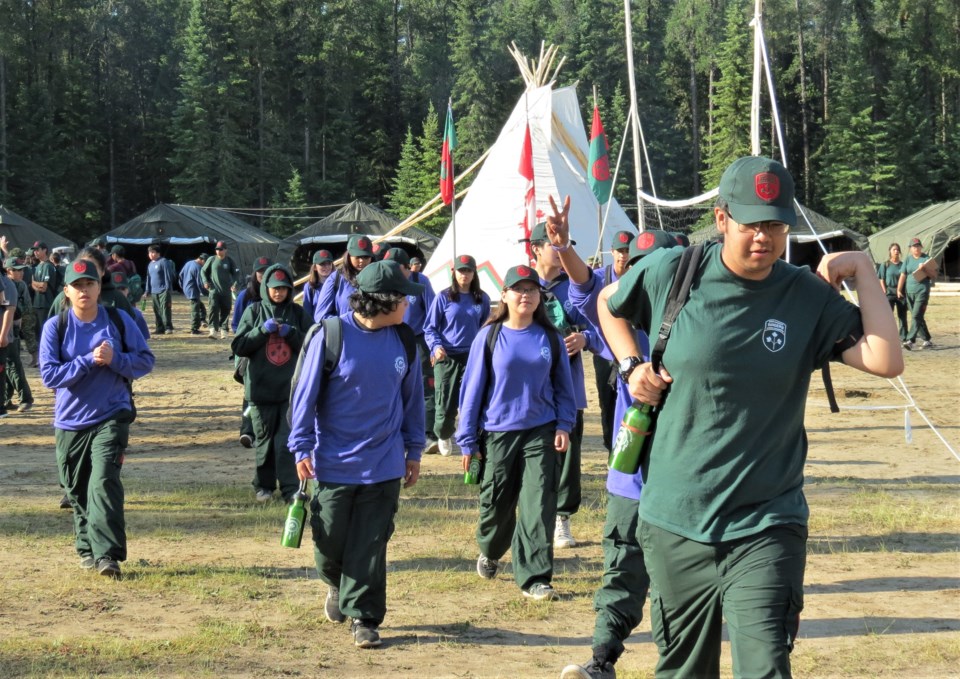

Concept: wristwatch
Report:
left=617, top=356, right=642, bottom=382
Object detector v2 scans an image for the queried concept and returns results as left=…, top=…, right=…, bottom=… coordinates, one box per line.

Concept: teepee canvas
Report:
left=425, top=54, right=635, bottom=298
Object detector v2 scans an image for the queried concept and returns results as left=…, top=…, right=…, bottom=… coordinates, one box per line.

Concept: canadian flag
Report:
left=519, top=122, right=535, bottom=262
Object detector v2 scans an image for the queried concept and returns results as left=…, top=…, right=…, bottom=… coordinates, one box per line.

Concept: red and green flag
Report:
left=588, top=104, right=612, bottom=204
left=519, top=122, right=535, bottom=261
left=440, top=102, right=458, bottom=205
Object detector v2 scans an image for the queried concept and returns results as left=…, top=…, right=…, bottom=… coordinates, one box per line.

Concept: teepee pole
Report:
left=623, top=0, right=645, bottom=230
left=750, top=0, right=763, bottom=155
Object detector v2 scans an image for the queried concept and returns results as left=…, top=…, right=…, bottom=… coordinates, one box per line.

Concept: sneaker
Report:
left=437, top=438, right=453, bottom=456
left=422, top=438, right=440, bottom=455
left=79, top=555, right=96, bottom=570
left=554, top=515, right=577, bottom=548
left=96, top=558, right=122, bottom=579
left=190, top=330, right=202, bottom=335
left=324, top=587, right=346, bottom=623
left=921, top=340, right=933, bottom=348
left=59, top=494, right=72, bottom=510
left=560, top=657, right=617, bottom=679
left=902, top=341, right=913, bottom=350
left=239, top=434, right=254, bottom=449
left=351, top=619, right=382, bottom=648
left=17, top=402, right=33, bottom=413
left=522, top=582, right=556, bottom=601
left=476, top=554, right=499, bottom=580
left=220, top=329, right=227, bottom=340
left=255, top=489, right=272, bottom=503
left=208, top=329, right=217, bottom=339
left=27, top=352, right=38, bottom=367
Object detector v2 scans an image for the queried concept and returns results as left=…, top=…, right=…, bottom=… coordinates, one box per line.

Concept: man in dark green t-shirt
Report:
left=598, top=156, right=904, bottom=678
left=895, top=237, right=934, bottom=349
left=30, top=241, right=57, bottom=332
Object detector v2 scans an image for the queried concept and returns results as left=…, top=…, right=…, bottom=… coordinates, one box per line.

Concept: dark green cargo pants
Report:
left=151, top=289, right=173, bottom=332
left=591, top=493, right=650, bottom=663
left=249, top=401, right=299, bottom=500
left=556, top=409, right=584, bottom=517
left=476, top=422, right=559, bottom=591
left=56, top=414, right=132, bottom=562
left=310, top=478, right=401, bottom=625
left=432, top=351, right=468, bottom=440
left=638, top=520, right=806, bottom=678
left=5, top=337, right=33, bottom=406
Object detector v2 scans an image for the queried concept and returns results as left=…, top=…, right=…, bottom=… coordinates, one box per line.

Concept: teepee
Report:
left=425, top=45, right=636, bottom=298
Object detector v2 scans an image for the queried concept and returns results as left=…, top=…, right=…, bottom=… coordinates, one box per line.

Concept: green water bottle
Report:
left=280, top=480, right=309, bottom=549
left=608, top=401, right=653, bottom=475
left=464, top=456, right=481, bottom=485
left=139, top=298, right=146, bottom=312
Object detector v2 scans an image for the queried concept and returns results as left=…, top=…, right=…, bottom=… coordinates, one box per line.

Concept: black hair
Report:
left=245, top=272, right=263, bottom=303
left=445, top=268, right=483, bottom=303
left=338, top=255, right=365, bottom=286
left=77, top=246, right=108, bottom=277
left=148, top=244, right=161, bottom=254
left=348, top=289, right=405, bottom=319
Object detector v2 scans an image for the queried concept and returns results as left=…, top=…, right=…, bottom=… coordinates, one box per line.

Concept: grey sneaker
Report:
left=902, top=341, right=913, bottom=350
left=522, top=582, right=556, bottom=601
left=17, top=402, right=33, bottom=413
left=220, top=329, right=227, bottom=340
left=255, top=489, right=272, bottom=503
left=560, top=657, right=616, bottom=679
left=96, top=558, right=122, bottom=579
left=476, top=554, right=499, bottom=579
left=208, top=329, right=217, bottom=339
left=324, top=587, right=345, bottom=623
left=239, top=433, right=254, bottom=448
left=422, top=438, right=440, bottom=455
left=59, top=494, right=72, bottom=510
left=79, top=555, right=96, bottom=570
left=351, top=619, right=382, bottom=648
left=921, top=340, right=933, bottom=348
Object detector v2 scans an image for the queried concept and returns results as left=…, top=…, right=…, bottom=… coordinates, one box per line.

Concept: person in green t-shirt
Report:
left=895, top=237, right=934, bottom=349
left=877, top=242, right=908, bottom=341
left=597, top=156, right=903, bottom=679
left=201, top=240, right=240, bottom=339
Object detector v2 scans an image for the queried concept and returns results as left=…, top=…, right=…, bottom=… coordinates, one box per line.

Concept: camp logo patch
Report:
left=266, top=334, right=291, bottom=366
left=406, top=294, right=417, bottom=305
left=473, top=303, right=483, bottom=316
left=637, top=232, right=655, bottom=249
left=617, top=232, right=631, bottom=245
left=273, top=270, right=286, bottom=281
left=762, top=319, right=787, bottom=353
left=394, top=355, right=406, bottom=375
left=73, top=262, right=86, bottom=273
left=516, top=265, right=531, bottom=277
left=755, top=172, right=780, bottom=202
left=540, top=345, right=551, bottom=361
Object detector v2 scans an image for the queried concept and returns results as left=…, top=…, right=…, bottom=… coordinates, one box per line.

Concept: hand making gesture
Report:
left=546, top=195, right=572, bottom=246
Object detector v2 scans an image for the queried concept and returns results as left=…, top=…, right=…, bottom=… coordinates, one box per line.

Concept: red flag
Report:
left=440, top=103, right=457, bottom=205
left=519, top=122, right=535, bottom=261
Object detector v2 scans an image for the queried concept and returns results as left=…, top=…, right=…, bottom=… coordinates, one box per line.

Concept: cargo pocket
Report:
left=784, top=585, right=803, bottom=652
left=648, top=588, right=672, bottom=653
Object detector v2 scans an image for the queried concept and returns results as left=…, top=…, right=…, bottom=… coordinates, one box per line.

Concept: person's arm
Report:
left=818, top=252, right=904, bottom=378
left=544, top=194, right=593, bottom=284
left=877, top=264, right=888, bottom=295
left=896, top=271, right=907, bottom=298
left=0, top=304, right=13, bottom=349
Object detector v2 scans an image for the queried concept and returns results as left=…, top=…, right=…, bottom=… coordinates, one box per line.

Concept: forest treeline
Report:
left=1, top=0, right=957, bottom=244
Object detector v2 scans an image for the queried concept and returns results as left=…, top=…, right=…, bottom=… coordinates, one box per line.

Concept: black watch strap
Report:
left=617, top=356, right=642, bottom=382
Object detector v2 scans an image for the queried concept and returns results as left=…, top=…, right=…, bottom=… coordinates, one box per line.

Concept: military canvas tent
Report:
left=868, top=200, right=960, bottom=280
left=276, top=200, right=439, bottom=275
left=100, top=203, right=280, bottom=279
left=0, top=205, right=75, bottom=253
left=688, top=204, right=866, bottom=269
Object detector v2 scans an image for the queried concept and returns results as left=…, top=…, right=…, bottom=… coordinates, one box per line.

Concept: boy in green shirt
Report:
left=598, top=156, right=903, bottom=678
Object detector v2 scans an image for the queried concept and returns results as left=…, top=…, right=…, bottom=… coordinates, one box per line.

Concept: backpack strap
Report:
left=394, top=322, right=417, bottom=371
left=603, top=264, right=613, bottom=287
left=58, top=305, right=129, bottom=355
left=650, top=244, right=703, bottom=372
left=321, top=316, right=342, bottom=376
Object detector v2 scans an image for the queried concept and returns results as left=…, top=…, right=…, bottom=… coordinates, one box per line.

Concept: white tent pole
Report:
left=750, top=0, right=763, bottom=155
left=623, top=0, right=645, bottom=230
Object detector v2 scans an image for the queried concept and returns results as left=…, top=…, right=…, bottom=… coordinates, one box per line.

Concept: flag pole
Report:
left=449, top=99, right=458, bottom=261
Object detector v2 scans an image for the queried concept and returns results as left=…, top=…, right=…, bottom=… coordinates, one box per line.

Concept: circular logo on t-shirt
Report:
left=637, top=232, right=655, bottom=250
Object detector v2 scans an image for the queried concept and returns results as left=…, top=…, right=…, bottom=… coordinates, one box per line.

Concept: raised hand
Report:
left=546, top=195, right=572, bottom=246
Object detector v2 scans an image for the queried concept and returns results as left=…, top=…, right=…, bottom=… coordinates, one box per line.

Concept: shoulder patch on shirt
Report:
left=762, top=319, right=787, bottom=353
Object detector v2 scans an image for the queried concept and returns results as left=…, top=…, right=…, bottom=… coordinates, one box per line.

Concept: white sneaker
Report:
left=921, top=340, right=933, bottom=348
left=255, top=489, right=272, bottom=503
left=220, top=329, right=227, bottom=340
left=422, top=438, right=440, bottom=455
left=554, top=515, right=576, bottom=548
left=208, top=329, right=217, bottom=339
left=437, top=438, right=453, bottom=456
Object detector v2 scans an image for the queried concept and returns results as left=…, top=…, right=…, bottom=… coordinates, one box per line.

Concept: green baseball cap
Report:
left=110, top=271, right=129, bottom=288
left=312, top=249, right=333, bottom=265
left=502, top=264, right=541, bottom=289
left=529, top=221, right=576, bottom=246
left=610, top=230, right=635, bottom=250
left=453, top=254, right=477, bottom=271
left=628, top=230, right=678, bottom=265
left=65, top=260, right=101, bottom=285
left=357, top=260, right=424, bottom=296
left=253, top=256, right=272, bottom=273
left=382, top=248, right=410, bottom=267
left=347, top=235, right=374, bottom=258
left=3, top=256, right=25, bottom=270
left=718, top=156, right=796, bottom=227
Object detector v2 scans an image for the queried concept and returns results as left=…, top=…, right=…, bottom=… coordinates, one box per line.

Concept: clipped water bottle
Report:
left=608, top=401, right=653, bottom=475
left=280, top=480, right=309, bottom=549
left=464, top=456, right=482, bottom=485
left=139, top=298, right=146, bottom=312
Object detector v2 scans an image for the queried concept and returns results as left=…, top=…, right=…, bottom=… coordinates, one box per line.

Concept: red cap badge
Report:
left=637, top=232, right=655, bottom=249
left=754, top=172, right=780, bottom=202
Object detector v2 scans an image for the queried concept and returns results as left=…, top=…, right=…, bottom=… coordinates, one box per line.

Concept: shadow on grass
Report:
left=384, top=622, right=646, bottom=647
left=119, top=563, right=319, bottom=582
left=805, top=576, right=960, bottom=594
left=808, top=532, right=959, bottom=554
left=796, top=616, right=960, bottom=637
left=806, top=475, right=960, bottom=486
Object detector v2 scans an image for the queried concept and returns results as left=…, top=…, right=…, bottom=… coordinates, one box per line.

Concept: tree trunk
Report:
left=0, top=54, right=6, bottom=199
left=690, top=56, right=700, bottom=194
left=795, top=0, right=811, bottom=204
left=258, top=61, right=265, bottom=220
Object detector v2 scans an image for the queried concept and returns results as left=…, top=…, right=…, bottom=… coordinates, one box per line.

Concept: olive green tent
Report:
left=868, top=200, right=960, bottom=280
left=0, top=205, right=75, bottom=253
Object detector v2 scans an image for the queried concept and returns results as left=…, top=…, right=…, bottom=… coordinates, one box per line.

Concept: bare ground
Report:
left=0, top=296, right=957, bottom=678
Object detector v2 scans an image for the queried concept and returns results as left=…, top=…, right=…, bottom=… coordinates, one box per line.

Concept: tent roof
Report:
left=103, top=203, right=279, bottom=274
left=868, top=199, right=960, bottom=264
left=688, top=204, right=868, bottom=250
left=276, top=200, right=439, bottom=269
left=0, top=205, right=75, bottom=252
